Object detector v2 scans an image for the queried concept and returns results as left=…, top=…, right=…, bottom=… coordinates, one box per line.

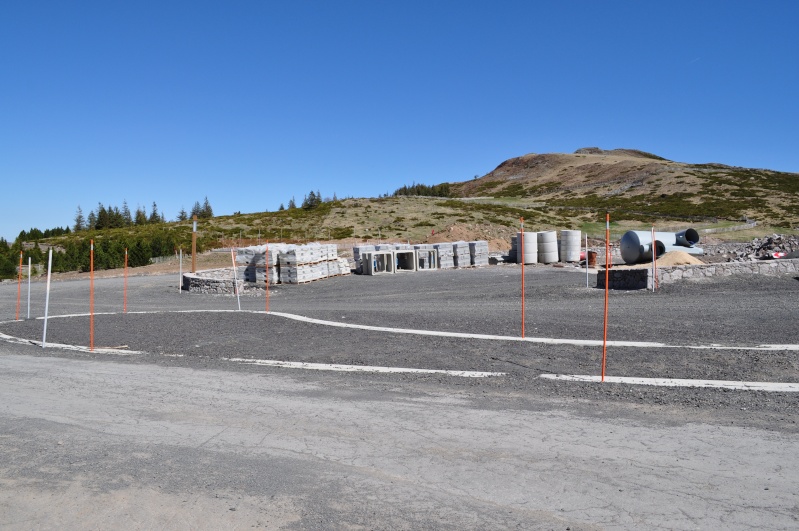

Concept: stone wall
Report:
left=183, top=268, right=245, bottom=294
left=597, top=258, right=799, bottom=290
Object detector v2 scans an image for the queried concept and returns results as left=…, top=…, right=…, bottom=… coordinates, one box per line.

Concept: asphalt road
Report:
left=0, top=266, right=798, bottom=529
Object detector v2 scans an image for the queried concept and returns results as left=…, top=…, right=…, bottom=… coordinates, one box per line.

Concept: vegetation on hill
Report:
left=5, top=148, right=796, bottom=278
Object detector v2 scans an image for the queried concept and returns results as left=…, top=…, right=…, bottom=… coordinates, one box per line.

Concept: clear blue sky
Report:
left=2, top=1, right=797, bottom=241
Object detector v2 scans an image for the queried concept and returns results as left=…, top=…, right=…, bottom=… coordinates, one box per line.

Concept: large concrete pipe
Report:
left=620, top=229, right=703, bottom=264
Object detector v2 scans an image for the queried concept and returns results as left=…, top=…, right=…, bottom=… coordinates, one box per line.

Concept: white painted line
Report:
left=5, top=310, right=799, bottom=352
left=539, top=374, right=799, bottom=392
left=0, top=331, right=142, bottom=356
left=227, top=357, right=504, bottom=377
left=265, top=311, right=799, bottom=352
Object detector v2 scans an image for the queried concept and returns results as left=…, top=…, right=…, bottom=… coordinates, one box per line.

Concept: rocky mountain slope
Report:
left=451, top=148, right=798, bottom=227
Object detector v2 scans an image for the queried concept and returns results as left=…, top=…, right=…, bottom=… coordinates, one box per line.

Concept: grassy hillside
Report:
left=451, top=148, right=799, bottom=227
left=12, top=147, right=797, bottom=274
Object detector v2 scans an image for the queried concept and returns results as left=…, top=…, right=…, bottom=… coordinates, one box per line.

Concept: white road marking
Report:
left=227, top=357, right=504, bottom=377
left=3, top=311, right=799, bottom=389
left=540, top=374, right=799, bottom=392
left=0, top=331, right=142, bottom=355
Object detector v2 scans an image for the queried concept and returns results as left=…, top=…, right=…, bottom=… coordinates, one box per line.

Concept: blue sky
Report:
left=2, top=1, right=797, bottom=241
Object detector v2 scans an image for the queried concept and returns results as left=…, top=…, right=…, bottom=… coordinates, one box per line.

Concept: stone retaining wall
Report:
left=183, top=268, right=245, bottom=294
left=597, top=258, right=799, bottom=290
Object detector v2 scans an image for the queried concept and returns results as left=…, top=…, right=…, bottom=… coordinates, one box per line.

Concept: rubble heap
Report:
left=705, top=234, right=799, bottom=262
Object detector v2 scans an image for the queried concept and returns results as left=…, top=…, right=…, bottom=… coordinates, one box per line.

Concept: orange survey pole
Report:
left=90, top=240, right=95, bottom=351
left=16, top=251, right=23, bottom=320
left=123, top=248, right=128, bottom=313
left=601, top=213, right=610, bottom=381
left=520, top=217, right=525, bottom=338
left=265, top=240, right=270, bottom=313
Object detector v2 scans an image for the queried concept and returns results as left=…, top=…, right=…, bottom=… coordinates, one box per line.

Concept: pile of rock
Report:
left=704, top=234, right=799, bottom=262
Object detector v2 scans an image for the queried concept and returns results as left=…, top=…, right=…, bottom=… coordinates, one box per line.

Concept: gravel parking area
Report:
left=2, top=265, right=798, bottom=433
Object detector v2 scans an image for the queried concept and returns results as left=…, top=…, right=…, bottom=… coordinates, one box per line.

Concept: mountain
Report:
left=450, top=148, right=798, bottom=227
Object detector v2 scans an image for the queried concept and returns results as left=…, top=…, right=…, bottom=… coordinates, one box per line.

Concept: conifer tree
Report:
left=74, top=206, right=85, bottom=232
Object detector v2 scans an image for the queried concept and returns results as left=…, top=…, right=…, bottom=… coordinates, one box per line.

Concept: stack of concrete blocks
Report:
left=433, top=243, right=455, bottom=269
left=280, top=243, right=328, bottom=284
left=353, top=244, right=375, bottom=274
left=413, top=244, right=439, bottom=270
left=453, top=241, right=471, bottom=268
left=237, top=244, right=284, bottom=284
left=236, top=243, right=344, bottom=284
left=509, top=235, right=518, bottom=263
left=327, top=257, right=352, bottom=277
left=469, top=241, right=490, bottom=266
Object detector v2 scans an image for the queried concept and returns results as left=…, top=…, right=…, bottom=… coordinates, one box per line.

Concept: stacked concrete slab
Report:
left=433, top=243, right=455, bottom=269
left=469, top=241, right=490, bottom=266
left=453, top=241, right=471, bottom=268
left=236, top=243, right=347, bottom=285
left=237, top=244, right=284, bottom=284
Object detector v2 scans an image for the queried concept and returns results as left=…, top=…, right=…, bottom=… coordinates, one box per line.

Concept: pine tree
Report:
left=200, top=196, right=213, bottom=219
left=96, top=203, right=109, bottom=230
left=278, top=203, right=285, bottom=211
left=148, top=202, right=160, bottom=224
left=177, top=207, right=188, bottom=221
left=121, top=201, right=132, bottom=225
left=190, top=201, right=201, bottom=218
left=134, top=206, right=147, bottom=225
left=87, top=211, right=97, bottom=230
left=74, top=206, right=85, bottom=232
left=288, top=197, right=297, bottom=209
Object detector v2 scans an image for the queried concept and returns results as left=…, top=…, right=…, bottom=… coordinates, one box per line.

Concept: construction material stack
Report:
left=237, top=244, right=283, bottom=284
left=353, top=245, right=375, bottom=274
left=414, top=244, right=438, bottom=270
left=236, top=243, right=345, bottom=284
left=469, top=240, right=490, bottom=266
left=453, top=241, right=471, bottom=268
left=433, top=243, right=455, bottom=269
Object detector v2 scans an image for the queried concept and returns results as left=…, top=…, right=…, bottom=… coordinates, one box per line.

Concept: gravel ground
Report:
left=2, top=264, right=798, bottom=433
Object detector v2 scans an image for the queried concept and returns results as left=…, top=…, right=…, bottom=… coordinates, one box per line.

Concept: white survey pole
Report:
left=42, top=249, right=53, bottom=348
left=651, top=226, right=656, bottom=293
left=585, top=234, right=589, bottom=288
left=231, top=248, right=241, bottom=311
left=27, top=257, right=32, bottom=319
left=179, top=249, right=183, bottom=294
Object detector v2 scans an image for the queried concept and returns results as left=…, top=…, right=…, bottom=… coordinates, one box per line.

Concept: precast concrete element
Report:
left=559, top=230, right=582, bottom=262
left=509, top=235, right=518, bottom=263
left=361, top=251, right=395, bottom=275
left=433, top=243, right=455, bottom=269
left=620, top=229, right=703, bottom=264
left=517, top=232, right=538, bottom=264
left=394, top=250, right=416, bottom=272
left=469, top=241, right=489, bottom=266
left=413, top=245, right=439, bottom=271
left=234, top=243, right=344, bottom=285
left=537, top=231, right=558, bottom=264
left=353, top=245, right=375, bottom=274
left=453, top=241, right=471, bottom=268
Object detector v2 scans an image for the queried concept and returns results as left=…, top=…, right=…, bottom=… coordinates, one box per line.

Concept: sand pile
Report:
left=655, top=251, right=705, bottom=266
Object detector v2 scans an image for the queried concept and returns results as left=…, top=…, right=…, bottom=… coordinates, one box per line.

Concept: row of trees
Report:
left=278, top=190, right=336, bottom=211
left=0, top=230, right=187, bottom=278
left=74, top=197, right=213, bottom=232
left=392, top=182, right=451, bottom=198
